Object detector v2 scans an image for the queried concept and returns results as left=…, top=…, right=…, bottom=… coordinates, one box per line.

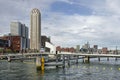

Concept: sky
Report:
left=0, top=0, right=120, bottom=49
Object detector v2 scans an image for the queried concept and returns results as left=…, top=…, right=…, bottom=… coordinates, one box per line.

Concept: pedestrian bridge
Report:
left=1, top=52, right=120, bottom=70
left=0, top=52, right=120, bottom=58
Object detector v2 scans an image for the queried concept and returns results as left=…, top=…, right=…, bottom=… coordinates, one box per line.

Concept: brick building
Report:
left=0, top=35, right=28, bottom=52
left=102, top=47, right=108, bottom=54
left=56, top=46, right=75, bottom=53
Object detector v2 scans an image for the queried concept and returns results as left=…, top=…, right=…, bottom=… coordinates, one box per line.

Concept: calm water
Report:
left=0, top=58, right=120, bottom=80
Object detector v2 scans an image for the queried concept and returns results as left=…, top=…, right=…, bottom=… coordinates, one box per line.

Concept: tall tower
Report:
left=30, top=8, right=41, bottom=51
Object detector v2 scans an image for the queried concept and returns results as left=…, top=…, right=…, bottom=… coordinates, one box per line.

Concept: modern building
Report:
left=30, top=8, right=41, bottom=51
left=10, top=22, right=28, bottom=38
left=45, top=42, right=56, bottom=53
left=41, top=36, right=50, bottom=48
left=93, top=45, right=98, bottom=52
left=76, top=45, right=80, bottom=53
left=10, top=22, right=29, bottom=49
left=82, top=42, right=90, bottom=49
left=41, top=36, right=50, bottom=52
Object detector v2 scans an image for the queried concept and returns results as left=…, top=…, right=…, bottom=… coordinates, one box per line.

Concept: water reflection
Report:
left=0, top=58, right=120, bottom=80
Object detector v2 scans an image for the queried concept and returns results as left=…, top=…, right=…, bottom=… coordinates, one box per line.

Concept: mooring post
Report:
left=56, top=53, right=58, bottom=68
left=76, top=55, right=78, bottom=64
left=63, top=54, right=65, bottom=68
left=107, top=57, right=109, bottom=61
left=115, top=57, right=117, bottom=61
left=83, top=56, right=90, bottom=63
left=68, top=55, right=70, bottom=66
left=98, top=57, right=100, bottom=62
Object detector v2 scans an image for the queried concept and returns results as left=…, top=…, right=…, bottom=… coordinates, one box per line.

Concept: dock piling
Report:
left=83, top=56, right=90, bottom=63
left=98, top=57, right=100, bottom=62
left=76, top=55, right=78, bottom=64
left=68, top=55, right=70, bottom=66
left=62, top=55, right=65, bottom=68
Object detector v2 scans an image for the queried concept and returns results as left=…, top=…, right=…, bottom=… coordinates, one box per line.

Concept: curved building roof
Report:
left=31, top=8, right=40, bottom=14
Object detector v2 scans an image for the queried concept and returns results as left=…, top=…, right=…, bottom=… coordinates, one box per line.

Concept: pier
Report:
left=1, top=52, right=120, bottom=70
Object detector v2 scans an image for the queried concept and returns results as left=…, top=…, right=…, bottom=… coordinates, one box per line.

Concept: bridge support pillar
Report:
left=68, top=55, right=70, bottom=66
left=7, top=56, right=11, bottom=62
left=107, top=57, right=109, bottom=61
left=115, top=57, right=117, bottom=61
left=56, top=54, right=58, bottom=68
left=62, top=55, right=65, bottom=68
left=83, top=56, right=90, bottom=63
left=98, top=57, right=100, bottom=62
left=76, top=55, right=78, bottom=64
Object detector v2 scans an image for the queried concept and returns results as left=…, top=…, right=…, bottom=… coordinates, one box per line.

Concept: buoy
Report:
left=41, top=57, right=45, bottom=71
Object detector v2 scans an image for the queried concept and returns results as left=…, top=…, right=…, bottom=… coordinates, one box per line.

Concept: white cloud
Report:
left=0, top=0, right=56, bottom=33
left=1, top=0, right=120, bottom=49
left=42, top=11, right=120, bottom=48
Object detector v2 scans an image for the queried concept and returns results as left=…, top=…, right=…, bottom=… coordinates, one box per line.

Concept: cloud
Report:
left=42, top=10, right=120, bottom=48
left=1, top=0, right=120, bottom=49
left=0, top=0, right=55, bottom=33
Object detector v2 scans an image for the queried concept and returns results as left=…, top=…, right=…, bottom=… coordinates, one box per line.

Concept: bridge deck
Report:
left=1, top=52, right=120, bottom=58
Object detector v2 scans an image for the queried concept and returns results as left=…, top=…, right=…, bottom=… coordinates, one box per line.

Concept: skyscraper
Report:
left=10, top=22, right=29, bottom=50
left=30, top=8, right=41, bottom=50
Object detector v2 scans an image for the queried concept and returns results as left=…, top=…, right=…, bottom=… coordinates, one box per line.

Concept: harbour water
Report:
left=0, top=58, right=120, bottom=80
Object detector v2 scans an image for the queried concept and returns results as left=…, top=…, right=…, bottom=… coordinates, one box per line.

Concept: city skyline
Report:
left=0, top=0, right=120, bottom=49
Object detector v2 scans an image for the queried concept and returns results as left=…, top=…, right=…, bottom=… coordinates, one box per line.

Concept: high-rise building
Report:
left=30, top=8, right=41, bottom=50
left=10, top=22, right=29, bottom=50
left=10, top=22, right=22, bottom=36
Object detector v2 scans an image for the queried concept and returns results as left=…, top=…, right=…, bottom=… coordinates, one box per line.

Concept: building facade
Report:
left=76, top=45, right=80, bottom=53
left=102, top=47, right=108, bottom=54
left=10, top=22, right=29, bottom=49
left=0, top=39, right=8, bottom=48
left=41, top=36, right=50, bottom=52
left=56, top=46, right=75, bottom=53
left=30, top=8, right=41, bottom=51
left=0, top=36, right=21, bottom=52
left=93, top=45, right=98, bottom=52
left=41, top=36, right=50, bottom=48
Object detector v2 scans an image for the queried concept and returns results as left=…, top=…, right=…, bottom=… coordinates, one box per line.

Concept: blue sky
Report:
left=0, top=0, right=120, bottom=49
left=51, top=1, right=93, bottom=15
